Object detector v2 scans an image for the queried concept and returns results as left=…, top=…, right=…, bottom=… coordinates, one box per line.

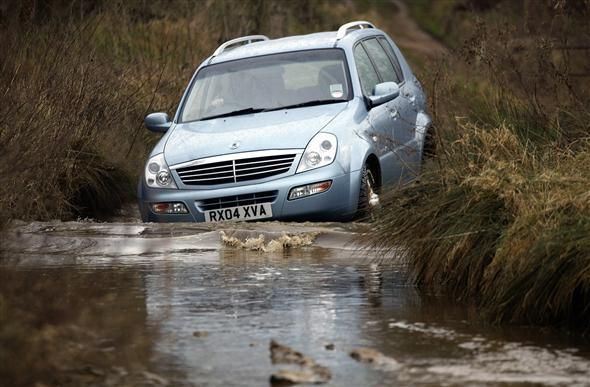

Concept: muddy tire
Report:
left=356, top=165, right=379, bottom=221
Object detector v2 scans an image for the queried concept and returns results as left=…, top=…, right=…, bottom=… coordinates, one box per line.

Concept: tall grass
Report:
left=0, top=0, right=373, bottom=226
left=370, top=123, right=590, bottom=328
left=370, top=1, right=590, bottom=330
left=0, top=11, right=169, bottom=224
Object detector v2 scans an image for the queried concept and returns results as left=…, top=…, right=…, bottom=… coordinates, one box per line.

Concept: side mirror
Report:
left=144, top=112, right=172, bottom=133
left=367, top=82, right=400, bottom=108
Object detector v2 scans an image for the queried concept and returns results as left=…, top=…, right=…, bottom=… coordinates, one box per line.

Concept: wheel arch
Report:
left=364, top=153, right=382, bottom=190
left=416, top=110, right=433, bottom=158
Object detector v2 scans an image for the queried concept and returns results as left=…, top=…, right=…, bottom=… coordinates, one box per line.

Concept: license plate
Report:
left=204, top=203, right=273, bottom=222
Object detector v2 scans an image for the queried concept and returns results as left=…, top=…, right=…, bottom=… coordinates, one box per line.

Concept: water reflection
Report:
left=1, top=222, right=590, bottom=386
left=0, top=264, right=171, bottom=386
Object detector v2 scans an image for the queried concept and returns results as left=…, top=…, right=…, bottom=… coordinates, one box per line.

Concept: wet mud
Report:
left=1, top=220, right=590, bottom=386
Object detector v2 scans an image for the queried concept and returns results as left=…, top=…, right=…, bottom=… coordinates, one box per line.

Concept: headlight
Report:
left=145, top=153, right=177, bottom=189
left=297, top=132, right=337, bottom=173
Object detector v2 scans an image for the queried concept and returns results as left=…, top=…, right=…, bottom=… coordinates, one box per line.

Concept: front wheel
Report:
left=356, top=165, right=380, bottom=220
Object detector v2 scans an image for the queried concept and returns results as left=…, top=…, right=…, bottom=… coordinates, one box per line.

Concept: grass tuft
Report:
left=369, top=122, right=590, bottom=330
left=368, top=0, right=590, bottom=331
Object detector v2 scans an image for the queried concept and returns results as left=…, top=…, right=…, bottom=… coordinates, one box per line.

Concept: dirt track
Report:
left=387, top=0, right=448, bottom=57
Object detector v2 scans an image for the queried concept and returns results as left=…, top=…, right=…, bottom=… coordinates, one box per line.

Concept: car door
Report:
left=376, top=37, right=420, bottom=165
left=353, top=42, right=400, bottom=185
left=362, top=38, right=417, bottom=164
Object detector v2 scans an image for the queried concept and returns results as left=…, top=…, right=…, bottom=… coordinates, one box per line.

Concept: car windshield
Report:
left=180, top=49, right=351, bottom=122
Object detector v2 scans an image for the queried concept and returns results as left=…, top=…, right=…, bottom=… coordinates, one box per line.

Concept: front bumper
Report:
left=138, top=164, right=362, bottom=223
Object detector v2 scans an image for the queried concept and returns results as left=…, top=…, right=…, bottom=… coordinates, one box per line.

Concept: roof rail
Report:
left=212, top=35, right=270, bottom=58
left=336, top=21, right=376, bottom=40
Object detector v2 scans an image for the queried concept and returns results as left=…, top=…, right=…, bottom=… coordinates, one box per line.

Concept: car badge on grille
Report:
left=230, top=141, right=240, bottom=150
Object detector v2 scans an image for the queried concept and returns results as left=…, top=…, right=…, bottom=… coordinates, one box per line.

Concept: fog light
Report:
left=288, top=180, right=332, bottom=200
left=151, top=202, right=188, bottom=214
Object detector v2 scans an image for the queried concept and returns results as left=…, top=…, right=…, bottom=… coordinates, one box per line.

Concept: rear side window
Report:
left=363, top=38, right=399, bottom=83
left=353, top=44, right=380, bottom=96
left=377, top=37, right=404, bottom=82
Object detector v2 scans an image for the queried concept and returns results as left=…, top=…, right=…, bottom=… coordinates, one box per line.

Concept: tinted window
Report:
left=363, top=38, right=399, bottom=83
left=378, top=37, right=403, bottom=82
left=353, top=44, right=380, bottom=96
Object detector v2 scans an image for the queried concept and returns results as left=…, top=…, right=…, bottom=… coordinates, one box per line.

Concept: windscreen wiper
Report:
left=263, top=99, right=345, bottom=112
left=199, top=107, right=266, bottom=121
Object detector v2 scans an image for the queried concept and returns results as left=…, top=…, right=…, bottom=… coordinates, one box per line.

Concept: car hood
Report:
left=164, top=103, right=347, bottom=166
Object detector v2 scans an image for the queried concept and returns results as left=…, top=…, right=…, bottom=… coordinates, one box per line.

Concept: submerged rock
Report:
left=270, top=340, right=331, bottom=384
left=349, top=347, right=401, bottom=371
left=270, top=340, right=312, bottom=366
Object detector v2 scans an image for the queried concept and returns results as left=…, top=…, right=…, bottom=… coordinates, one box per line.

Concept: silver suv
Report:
left=139, top=21, right=431, bottom=222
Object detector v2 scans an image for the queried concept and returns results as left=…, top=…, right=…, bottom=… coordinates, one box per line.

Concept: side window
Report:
left=353, top=44, right=380, bottom=96
left=363, top=38, right=399, bottom=83
left=377, top=37, right=404, bottom=82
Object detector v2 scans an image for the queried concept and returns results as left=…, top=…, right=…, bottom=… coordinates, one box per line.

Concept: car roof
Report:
left=207, top=28, right=385, bottom=65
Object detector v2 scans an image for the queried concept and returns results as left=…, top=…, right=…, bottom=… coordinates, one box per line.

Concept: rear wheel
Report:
left=421, top=129, right=436, bottom=163
left=356, top=165, right=379, bottom=220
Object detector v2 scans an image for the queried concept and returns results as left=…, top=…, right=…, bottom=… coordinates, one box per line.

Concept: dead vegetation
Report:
left=370, top=0, right=590, bottom=331
left=0, top=0, right=378, bottom=226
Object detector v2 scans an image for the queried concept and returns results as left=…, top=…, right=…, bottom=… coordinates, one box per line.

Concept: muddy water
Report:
left=2, top=221, right=590, bottom=386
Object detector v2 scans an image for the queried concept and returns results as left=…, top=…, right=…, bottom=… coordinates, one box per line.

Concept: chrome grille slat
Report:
left=178, top=169, right=234, bottom=178
left=180, top=176, right=234, bottom=182
left=182, top=175, right=236, bottom=182
left=178, top=167, right=233, bottom=176
left=175, top=152, right=296, bottom=186
left=178, top=161, right=233, bottom=173
left=235, top=166, right=291, bottom=178
left=196, top=191, right=279, bottom=211
left=235, top=156, right=294, bottom=166
left=235, top=161, right=293, bottom=172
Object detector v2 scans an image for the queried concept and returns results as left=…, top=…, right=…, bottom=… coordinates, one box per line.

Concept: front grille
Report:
left=177, top=160, right=234, bottom=185
left=176, top=153, right=296, bottom=186
left=196, top=191, right=278, bottom=211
